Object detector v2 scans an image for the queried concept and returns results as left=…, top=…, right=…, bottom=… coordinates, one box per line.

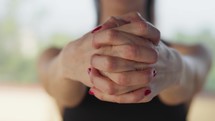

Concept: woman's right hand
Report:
left=57, top=17, right=129, bottom=87
left=58, top=30, right=100, bottom=87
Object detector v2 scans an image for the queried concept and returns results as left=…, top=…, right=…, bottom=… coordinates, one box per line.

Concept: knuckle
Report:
left=92, top=33, right=100, bottom=48
left=123, top=45, right=138, bottom=59
left=132, top=12, right=139, bottom=16
left=152, top=49, right=159, bottom=63
left=156, top=29, right=161, bottom=41
left=137, top=21, right=148, bottom=34
left=131, top=12, right=142, bottom=21
left=103, top=56, right=115, bottom=71
left=142, top=69, right=154, bottom=83
left=106, top=29, right=118, bottom=41
left=153, top=29, right=161, bottom=44
left=104, top=16, right=118, bottom=28
left=108, top=16, right=117, bottom=23
left=143, top=75, right=151, bottom=84
left=104, top=82, right=115, bottom=95
left=149, top=48, right=159, bottom=63
left=90, top=54, right=99, bottom=67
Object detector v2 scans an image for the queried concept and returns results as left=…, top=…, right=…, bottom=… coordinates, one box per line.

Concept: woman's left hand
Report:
left=90, top=42, right=183, bottom=104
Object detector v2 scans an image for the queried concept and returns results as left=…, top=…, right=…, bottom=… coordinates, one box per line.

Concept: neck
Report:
left=99, top=1, right=147, bottom=24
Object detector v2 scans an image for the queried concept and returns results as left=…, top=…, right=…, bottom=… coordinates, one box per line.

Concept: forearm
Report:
left=159, top=44, right=212, bottom=105
left=38, top=48, right=86, bottom=108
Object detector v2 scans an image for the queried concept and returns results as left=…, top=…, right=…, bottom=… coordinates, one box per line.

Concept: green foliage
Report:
left=206, top=67, right=215, bottom=91
left=0, top=0, right=72, bottom=83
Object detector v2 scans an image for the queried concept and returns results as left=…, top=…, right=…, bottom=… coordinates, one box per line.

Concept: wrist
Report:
left=158, top=49, right=195, bottom=105
left=170, top=48, right=184, bottom=86
left=157, top=47, right=187, bottom=105
left=179, top=56, right=196, bottom=93
left=158, top=42, right=184, bottom=86
left=59, top=40, right=80, bottom=81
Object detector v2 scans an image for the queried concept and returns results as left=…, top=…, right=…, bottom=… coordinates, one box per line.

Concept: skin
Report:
left=38, top=0, right=212, bottom=113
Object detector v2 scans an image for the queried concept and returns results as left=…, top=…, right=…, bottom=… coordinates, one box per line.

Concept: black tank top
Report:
left=63, top=89, right=187, bottom=121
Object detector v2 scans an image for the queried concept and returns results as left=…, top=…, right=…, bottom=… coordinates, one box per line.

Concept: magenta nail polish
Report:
left=88, top=90, right=94, bottom=95
left=91, top=26, right=102, bottom=33
left=144, top=89, right=151, bottom=96
left=153, top=70, right=157, bottom=77
left=88, top=68, right=91, bottom=74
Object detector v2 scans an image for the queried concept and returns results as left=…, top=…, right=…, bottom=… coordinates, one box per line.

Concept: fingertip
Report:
left=144, top=89, right=151, bottom=96
left=87, top=68, right=92, bottom=75
left=91, top=67, right=102, bottom=77
left=88, top=89, right=95, bottom=96
left=91, top=26, right=103, bottom=34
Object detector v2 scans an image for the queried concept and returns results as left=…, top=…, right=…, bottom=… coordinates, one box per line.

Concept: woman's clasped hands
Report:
left=61, top=12, right=184, bottom=104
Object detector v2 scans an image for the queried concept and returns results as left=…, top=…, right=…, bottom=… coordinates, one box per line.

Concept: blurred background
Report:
left=0, top=0, right=214, bottom=121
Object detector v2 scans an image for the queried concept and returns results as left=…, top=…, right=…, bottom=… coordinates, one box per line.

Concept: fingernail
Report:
left=88, top=90, right=94, bottom=95
left=88, top=68, right=91, bottom=75
left=91, top=26, right=102, bottom=33
left=144, top=89, right=151, bottom=96
left=153, top=70, right=157, bottom=77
